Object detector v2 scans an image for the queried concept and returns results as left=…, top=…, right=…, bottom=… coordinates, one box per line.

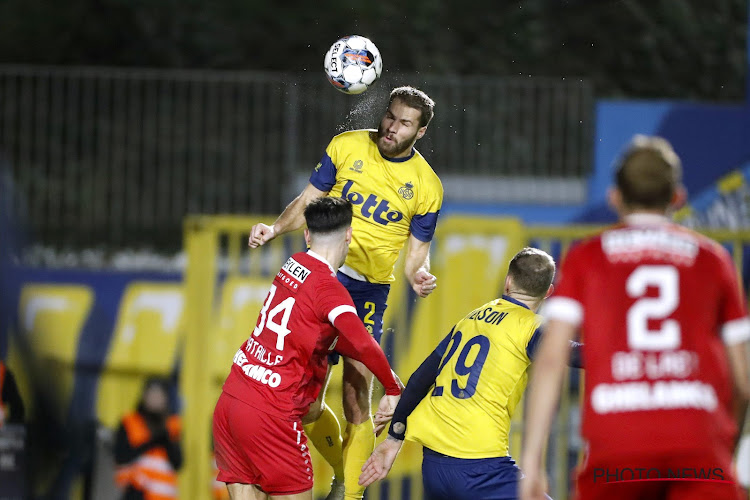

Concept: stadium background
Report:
left=0, top=1, right=749, bottom=498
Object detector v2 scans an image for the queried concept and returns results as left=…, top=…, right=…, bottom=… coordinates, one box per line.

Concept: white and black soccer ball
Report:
left=324, top=35, right=382, bottom=95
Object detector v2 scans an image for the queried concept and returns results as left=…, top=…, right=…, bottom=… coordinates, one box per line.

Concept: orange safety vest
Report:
left=211, top=455, right=229, bottom=500
left=115, top=412, right=181, bottom=500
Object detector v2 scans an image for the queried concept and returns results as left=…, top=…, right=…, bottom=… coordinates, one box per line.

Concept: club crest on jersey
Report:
left=341, top=180, right=404, bottom=225
left=349, top=159, right=364, bottom=173
left=398, top=182, right=414, bottom=200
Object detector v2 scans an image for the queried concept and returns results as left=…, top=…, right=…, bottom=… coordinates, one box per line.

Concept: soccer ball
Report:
left=324, top=35, right=382, bottom=95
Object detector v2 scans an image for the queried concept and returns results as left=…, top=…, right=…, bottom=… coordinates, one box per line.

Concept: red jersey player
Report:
left=213, top=197, right=401, bottom=500
left=521, top=135, right=750, bottom=500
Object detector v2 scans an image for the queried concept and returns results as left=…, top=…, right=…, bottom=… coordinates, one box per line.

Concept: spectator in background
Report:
left=114, top=378, right=182, bottom=500
left=0, top=360, right=24, bottom=426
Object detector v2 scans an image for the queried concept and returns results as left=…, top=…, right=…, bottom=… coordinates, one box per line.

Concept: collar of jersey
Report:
left=379, top=147, right=416, bottom=163
left=306, top=250, right=335, bottom=273
left=623, top=213, right=670, bottom=225
left=502, top=294, right=530, bottom=310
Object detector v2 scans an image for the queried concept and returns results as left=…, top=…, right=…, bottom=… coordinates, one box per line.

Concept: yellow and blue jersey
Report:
left=309, top=129, right=443, bottom=284
left=401, top=295, right=543, bottom=459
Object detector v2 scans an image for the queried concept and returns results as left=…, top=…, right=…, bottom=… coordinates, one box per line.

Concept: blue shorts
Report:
left=422, top=448, right=535, bottom=500
left=328, top=272, right=390, bottom=365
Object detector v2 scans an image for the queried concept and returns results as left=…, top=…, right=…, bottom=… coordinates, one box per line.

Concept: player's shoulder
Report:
left=464, top=298, right=500, bottom=316
left=330, top=129, right=375, bottom=147
left=684, top=228, right=736, bottom=270
left=596, top=221, right=730, bottom=268
left=682, top=226, right=729, bottom=256
left=463, top=297, right=533, bottom=321
left=407, top=151, right=442, bottom=200
left=411, top=149, right=441, bottom=179
left=292, top=251, right=336, bottom=277
left=287, top=253, right=347, bottom=306
left=561, top=231, right=606, bottom=262
left=283, top=251, right=333, bottom=288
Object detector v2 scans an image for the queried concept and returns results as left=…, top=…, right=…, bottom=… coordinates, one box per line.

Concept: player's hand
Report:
left=519, top=467, right=549, bottom=500
left=248, top=223, right=276, bottom=248
left=411, top=268, right=437, bottom=298
left=373, top=394, right=400, bottom=436
left=359, top=436, right=403, bottom=487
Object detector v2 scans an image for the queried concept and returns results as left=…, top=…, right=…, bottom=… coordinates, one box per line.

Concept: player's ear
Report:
left=416, top=126, right=427, bottom=140
left=545, top=284, right=554, bottom=299
left=504, top=275, right=512, bottom=295
left=670, top=184, right=687, bottom=210
left=304, top=229, right=311, bottom=246
left=607, top=187, right=624, bottom=215
left=345, top=226, right=353, bottom=244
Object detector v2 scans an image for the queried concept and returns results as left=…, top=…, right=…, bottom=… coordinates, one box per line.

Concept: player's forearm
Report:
left=726, top=340, right=750, bottom=444
left=272, top=196, right=309, bottom=235
left=734, top=398, right=748, bottom=446
left=334, top=313, right=401, bottom=395
left=272, top=184, right=326, bottom=235
left=521, top=320, right=575, bottom=470
left=404, top=239, right=430, bottom=283
left=388, top=348, right=442, bottom=440
left=522, top=363, right=565, bottom=469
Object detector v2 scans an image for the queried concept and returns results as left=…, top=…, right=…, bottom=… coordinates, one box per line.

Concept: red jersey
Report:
left=544, top=214, right=750, bottom=459
left=222, top=251, right=365, bottom=420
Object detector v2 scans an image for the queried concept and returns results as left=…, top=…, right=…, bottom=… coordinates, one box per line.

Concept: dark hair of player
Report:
left=304, top=197, right=353, bottom=234
left=507, top=247, right=556, bottom=299
left=389, top=86, right=435, bottom=128
left=615, top=135, right=682, bottom=210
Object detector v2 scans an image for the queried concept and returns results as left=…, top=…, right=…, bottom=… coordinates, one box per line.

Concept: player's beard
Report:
left=376, top=125, right=417, bottom=158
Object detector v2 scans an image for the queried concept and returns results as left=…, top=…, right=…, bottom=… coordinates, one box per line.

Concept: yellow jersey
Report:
left=406, top=296, right=542, bottom=458
left=309, top=129, right=443, bottom=284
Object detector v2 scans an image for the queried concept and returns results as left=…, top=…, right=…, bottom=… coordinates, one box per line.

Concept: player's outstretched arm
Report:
left=520, top=318, right=576, bottom=500
left=726, top=339, right=750, bottom=442
left=717, top=251, right=750, bottom=444
left=405, top=235, right=436, bottom=298
left=373, top=338, right=446, bottom=435
left=358, top=436, right=402, bottom=487
left=333, top=312, right=401, bottom=397
left=359, top=330, right=453, bottom=486
left=248, top=183, right=327, bottom=248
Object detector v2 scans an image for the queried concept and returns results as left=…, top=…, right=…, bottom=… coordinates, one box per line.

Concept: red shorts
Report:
left=574, top=448, right=743, bottom=500
left=212, top=392, right=312, bottom=495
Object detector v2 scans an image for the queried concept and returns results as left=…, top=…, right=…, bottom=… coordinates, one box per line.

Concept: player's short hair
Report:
left=615, top=135, right=682, bottom=210
left=389, top=86, right=435, bottom=128
left=507, top=247, right=556, bottom=299
left=304, top=197, right=353, bottom=234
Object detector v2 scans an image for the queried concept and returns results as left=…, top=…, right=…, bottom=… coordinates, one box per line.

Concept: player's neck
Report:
left=621, top=209, right=670, bottom=225
left=307, top=246, right=341, bottom=271
left=505, top=292, right=543, bottom=313
left=619, top=205, right=670, bottom=218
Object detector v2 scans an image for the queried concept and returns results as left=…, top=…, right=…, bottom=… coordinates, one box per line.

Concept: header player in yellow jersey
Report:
left=359, top=248, right=583, bottom=500
left=248, top=86, right=443, bottom=499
